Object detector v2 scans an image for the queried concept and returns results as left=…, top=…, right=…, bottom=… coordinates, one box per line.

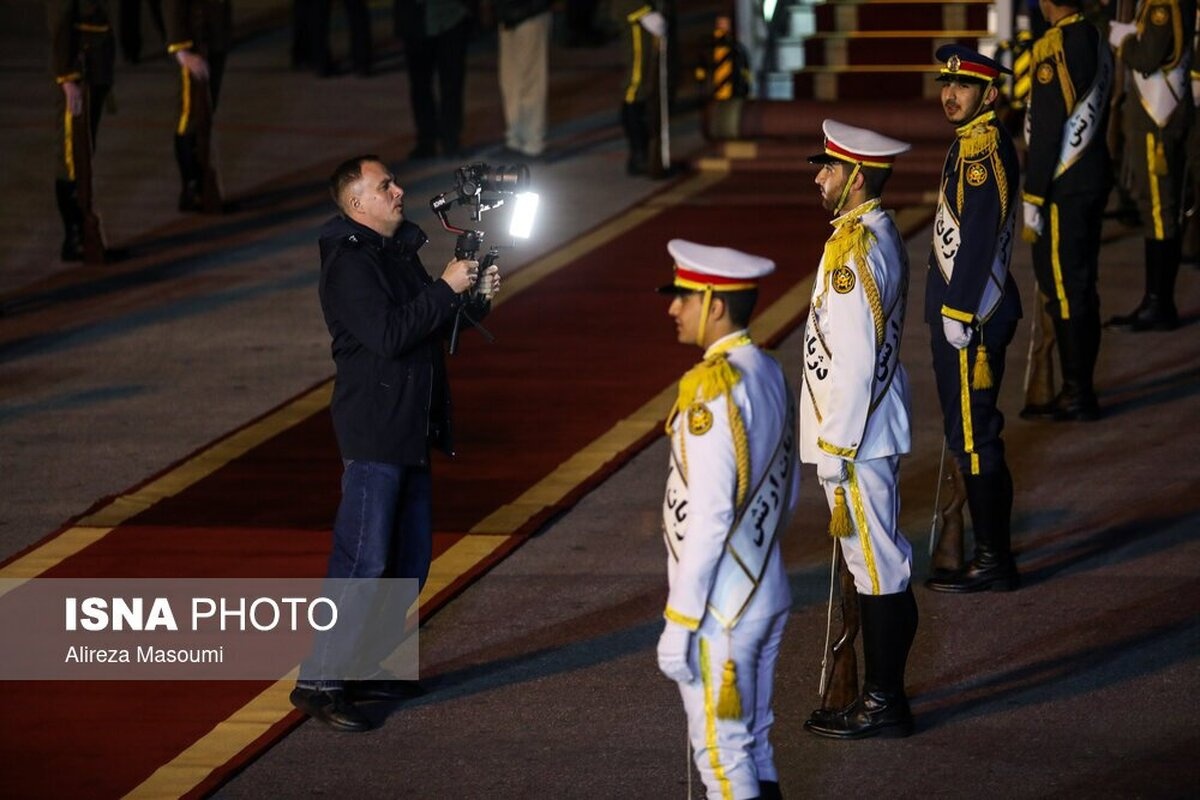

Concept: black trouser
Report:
left=402, top=19, right=470, bottom=150
left=1030, top=189, right=1107, bottom=327
left=312, top=0, right=372, bottom=73
left=929, top=317, right=1017, bottom=477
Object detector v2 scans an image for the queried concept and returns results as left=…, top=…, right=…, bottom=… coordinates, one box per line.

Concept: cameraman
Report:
left=291, top=155, right=498, bottom=732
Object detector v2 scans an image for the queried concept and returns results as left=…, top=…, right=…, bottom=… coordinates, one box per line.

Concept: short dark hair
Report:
left=718, top=290, right=758, bottom=328
left=329, top=155, right=381, bottom=212
left=861, top=165, right=894, bottom=198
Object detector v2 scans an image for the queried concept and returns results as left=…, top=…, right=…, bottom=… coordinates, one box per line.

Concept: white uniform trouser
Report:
left=678, top=609, right=788, bottom=800
left=498, top=11, right=550, bottom=156
left=820, top=455, right=912, bottom=595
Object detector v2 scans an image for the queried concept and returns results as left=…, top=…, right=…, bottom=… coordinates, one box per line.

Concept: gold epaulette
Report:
left=1031, top=25, right=1062, bottom=65
left=958, top=121, right=998, bottom=162
left=822, top=212, right=877, bottom=293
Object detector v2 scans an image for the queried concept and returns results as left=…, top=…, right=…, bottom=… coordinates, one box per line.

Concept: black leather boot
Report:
left=804, top=590, right=916, bottom=739
left=174, top=133, right=203, bottom=212
left=1130, top=237, right=1180, bottom=331
left=1047, top=317, right=1100, bottom=421
left=758, top=780, right=783, bottom=800
left=621, top=102, right=649, bottom=176
left=54, top=179, right=84, bottom=261
left=926, top=468, right=1019, bottom=592
left=1108, top=238, right=1179, bottom=331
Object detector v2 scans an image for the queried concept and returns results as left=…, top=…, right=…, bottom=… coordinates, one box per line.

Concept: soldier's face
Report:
left=668, top=289, right=703, bottom=346
left=815, top=162, right=847, bottom=214
left=941, top=79, right=989, bottom=124
left=349, top=160, right=405, bottom=236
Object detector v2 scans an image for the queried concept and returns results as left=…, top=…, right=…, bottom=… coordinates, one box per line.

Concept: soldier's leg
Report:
left=678, top=620, right=765, bottom=799
left=619, top=20, right=653, bottom=175
left=927, top=320, right=1020, bottom=592
left=1111, top=128, right=1186, bottom=330
left=402, top=33, right=438, bottom=158
left=54, top=86, right=84, bottom=261
left=433, top=19, right=469, bottom=156
left=344, top=0, right=372, bottom=76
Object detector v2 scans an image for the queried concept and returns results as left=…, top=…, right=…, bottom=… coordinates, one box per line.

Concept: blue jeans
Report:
left=327, top=459, right=433, bottom=586
left=299, top=460, right=432, bottom=690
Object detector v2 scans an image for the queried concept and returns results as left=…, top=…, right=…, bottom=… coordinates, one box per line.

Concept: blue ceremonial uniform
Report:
left=926, top=109, right=1022, bottom=477
left=925, top=45, right=1023, bottom=595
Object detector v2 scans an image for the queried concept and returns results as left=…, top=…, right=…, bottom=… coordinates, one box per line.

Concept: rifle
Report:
left=191, top=76, right=223, bottom=213
left=818, top=545, right=859, bottom=712
left=71, top=83, right=107, bottom=264
left=929, top=449, right=966, bottom=573
left=1107, top=0, right=1137, bottom=189
left=646, top=35, right=670, bottom=179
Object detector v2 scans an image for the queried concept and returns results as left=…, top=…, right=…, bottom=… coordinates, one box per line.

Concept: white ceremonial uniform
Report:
left=800, top=199, right=914, bottom=595
left=663, top=330, right=800, bottom=800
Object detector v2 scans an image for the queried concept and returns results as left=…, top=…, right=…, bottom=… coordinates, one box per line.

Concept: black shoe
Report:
left=61, top=230, right=83, bottom=262
left=1018, top=401, right=1058, bottom=420
left=759, top=779, right=783, bottom=800
left=346, top=679, right=427, bottom=703
left=179, top=180, right=203, bottom=213
left=1049, top=392, right=1101, bottom=421
left=925, top=553, right=1019, bottom=593
left=803, top=689, right=914, bottom=739
left=1108, top=300, right=1177, bottom=332
left=289, top=687, right=371, bottom=732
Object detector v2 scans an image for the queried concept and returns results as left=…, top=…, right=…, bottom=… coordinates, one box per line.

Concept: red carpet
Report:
left=0, top=170, right=861, bottom=798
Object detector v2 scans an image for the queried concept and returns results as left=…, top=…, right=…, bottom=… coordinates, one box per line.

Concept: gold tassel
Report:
left=716, top=659, right=742, bottom=720
left=829, top=486, right=853, bottom=538
left=972, top=345, right=994, bottom=390
left=1154, top=139, right=1168, bottom=176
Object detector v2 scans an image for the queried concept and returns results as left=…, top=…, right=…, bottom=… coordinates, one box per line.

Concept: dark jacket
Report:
left=494, top=0, right=552, bottom=27
left=1024, top=14, right=1112, bottom=203
left=925, top=110, right=1023, bottom=326
left=318, top=215, right=475, bottom=465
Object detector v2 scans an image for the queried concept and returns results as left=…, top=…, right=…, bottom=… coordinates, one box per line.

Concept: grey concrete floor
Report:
left=2, top=2, right=1199, bottom=798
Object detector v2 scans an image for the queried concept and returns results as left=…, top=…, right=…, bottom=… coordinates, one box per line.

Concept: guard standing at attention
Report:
left=1021, top=0, right=1114, bottom=420
left=657, top=240, right=799, bottom=799
left=799, top=120, right=920, bottom=740
left=164, top=0, right=232, bottom=212
left=613, top=1, right=667, bottom=175
left=924, top=46, right=1024, bottom=595
left=1107, top=0, right=1196, bottom=330
left=50, top=0, right=115, bottom=261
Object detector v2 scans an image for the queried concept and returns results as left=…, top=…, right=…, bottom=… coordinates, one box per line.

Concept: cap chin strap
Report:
left=696, top=286, right=714, bottom=347
left=833, top=163, right=862, bottom=216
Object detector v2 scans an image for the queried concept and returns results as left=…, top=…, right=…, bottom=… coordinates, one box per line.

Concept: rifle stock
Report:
left=820, top=547, right=859, bottom=712
left=931, top=455, right=966, bottom=573
left=71, top=86, right=106, bottom=264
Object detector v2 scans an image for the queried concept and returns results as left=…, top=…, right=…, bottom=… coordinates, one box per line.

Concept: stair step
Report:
left=814, top=1, right=991, bottom=33
left=791, top=64, right=943, bottom=100
left=705, top=97, right=961, bottom=140
left=803, top=33, right=985, bottom=66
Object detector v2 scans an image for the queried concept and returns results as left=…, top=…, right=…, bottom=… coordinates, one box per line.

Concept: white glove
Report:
left=61, top=81, right=83, bottom=116
left=174, top=49, right=210, bottom=80
left=656, top=621, right=693, bottom=683
left=477, top=264, right=500, bottom=300
left=1023, top=200, right=1044, bottom=239
left=816, top=452, right=847, bottom=485
left=639, top=11, right=667, bottom=39
left=942, top=316, right=972, bottom=350
left=1108, top=21, right=1136, bottom=50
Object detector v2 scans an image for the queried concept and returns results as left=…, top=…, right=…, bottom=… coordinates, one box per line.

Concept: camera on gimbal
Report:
left=429, top=162, right=539, bottom=353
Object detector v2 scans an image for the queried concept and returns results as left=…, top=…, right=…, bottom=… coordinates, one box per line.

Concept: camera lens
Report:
left=486, top=164, right=530, bottom=192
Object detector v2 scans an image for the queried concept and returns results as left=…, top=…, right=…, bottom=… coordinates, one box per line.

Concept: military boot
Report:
left=174, top=133, right=203, bottom=212
left=1047, top=317, right=1100, bottom=421
left=804, top=590, right=916, bottom=739
left=1108, top=238, right=1179, bottom=331
left=55, top=179, right=84, bottom=261
left=621, top=102, right=649, bottom=176
left=926, top=467, right=1019, bottom=592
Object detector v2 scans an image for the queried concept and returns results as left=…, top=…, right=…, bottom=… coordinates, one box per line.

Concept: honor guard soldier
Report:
left=165, top=0, right=231, bottom=212
left=657, top=240, right=799, bottom=799
left=1108, top=0, right=1196, bottom=330
left=614, top=1, right=667, bottom=175
left=924, top=46, right=1023, bottom=594
left=50, top=0, right=116, bottom=262
left=798, top=120, right=919, bottom=740
left=1022, top=0, right=1114, bottom=420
